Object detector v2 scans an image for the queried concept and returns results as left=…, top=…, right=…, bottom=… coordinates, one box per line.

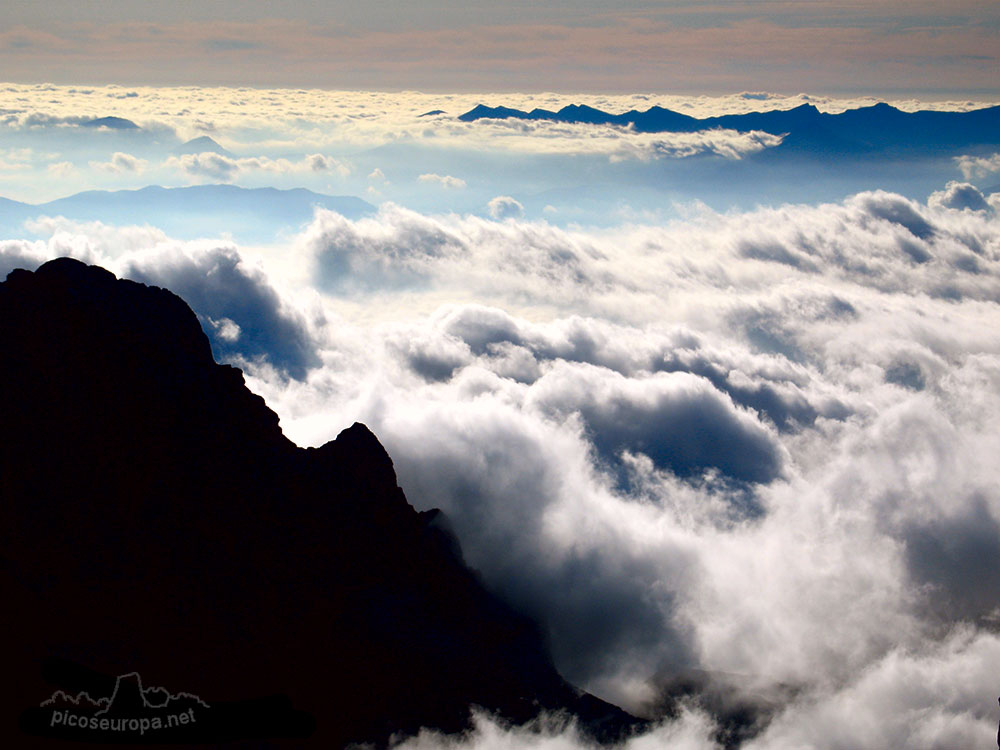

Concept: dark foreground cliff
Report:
left=0, top=258, right=638, bottom=747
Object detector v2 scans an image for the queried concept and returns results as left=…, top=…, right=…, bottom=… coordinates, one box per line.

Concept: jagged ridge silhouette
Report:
left=0, top=258, right=640, bottom=747
left=459, top=101, right=1000, bottom=157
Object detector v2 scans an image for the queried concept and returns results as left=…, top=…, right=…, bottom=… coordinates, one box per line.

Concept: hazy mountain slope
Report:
left=0, top=184, right=374, bottom=242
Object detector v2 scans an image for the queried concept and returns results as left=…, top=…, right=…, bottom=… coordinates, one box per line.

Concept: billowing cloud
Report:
left=396, top=705, right=719, bottom=750
left=257, top=185, right=1000, bottom=747
left=0, top=221, right=321, bottom=380
left=0, top=240, right=48, bottom=279
left=305, top=153, right=349, bottom=174
left=121, top=245, right=322, bottom=379
left=745, top=629, right=1000, bottom=750
left=487, top=195, right=524, bottom=220
left=23, top=216, right=169, bottom=255
left=4, top=181, right=1000, bottom=748
left=525, top=364, right=785, bottom=484
left=464, top=118, right=784, bottom=161
left=928, top=181, right=993, bottom=213
left=304, top=189, right=1000, bottom=310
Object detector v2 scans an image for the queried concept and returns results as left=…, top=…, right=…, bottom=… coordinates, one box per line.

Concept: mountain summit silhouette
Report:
left=1, top=258, right=638, bottom=746
left=101, top=673, right=149, bottom=716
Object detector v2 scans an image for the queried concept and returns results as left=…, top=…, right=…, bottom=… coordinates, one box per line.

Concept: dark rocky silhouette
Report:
left=1, top=258, right=640, bottom=747
left=459, top=102, right=1000, bottom=158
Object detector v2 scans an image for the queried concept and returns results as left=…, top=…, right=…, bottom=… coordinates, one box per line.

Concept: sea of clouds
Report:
left=2, top=83, right=997, bottom=205
left=3, top=177, right=999, bottom=747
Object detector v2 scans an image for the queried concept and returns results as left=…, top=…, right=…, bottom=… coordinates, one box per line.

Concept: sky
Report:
left=1, top=1, right=998, bottom=95
left=2, top=1, right=1000, bottom=749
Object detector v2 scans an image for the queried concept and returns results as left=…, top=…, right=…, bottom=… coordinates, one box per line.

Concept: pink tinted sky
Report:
left=0, top=1, right=997, bottom=95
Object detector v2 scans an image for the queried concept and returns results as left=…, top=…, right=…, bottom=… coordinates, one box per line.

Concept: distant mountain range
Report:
left=0, top=184, right=374, bottom=241
left=459, top=102, right=1000, bottom=158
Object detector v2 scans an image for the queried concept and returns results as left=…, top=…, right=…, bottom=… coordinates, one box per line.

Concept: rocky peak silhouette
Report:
left=459, top=101, right=1000, bottom=155
left=1, top=258, right=638, bottom=746
left=102, top=673, right=149, bottom=716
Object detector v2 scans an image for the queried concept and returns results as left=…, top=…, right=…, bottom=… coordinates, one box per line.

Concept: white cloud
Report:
left=305, top=153, right=351, bottom=176
left=23, top=216, right=168, bottom=255
left=487, top=196, right=524, bottom=220
left=469, top=118, right=784, bottom=161
left=303, top=190, right=1000, bottom=311
left=419, top=173, right=467, bottom=189
left=1, top=220, right=321, bottom=379
left=955, top=152, right=1000, bottom=180
left=928, top=181, right=993, bottom=212
left=89, top=151, right=148, bottom=174
left=6, top=182, right=1000, bottom=748
left=0, top=240, right=49, bottom=279
left=254, top=186, right=1000, bottom=745
left=745, top=629, right=1000, bottom=749
left=121, top=244, right=322, bottom=379
left=163, top=151, right=350, bottom=182
left=46, top=160, right=75, bottom=178
left=207, top=316, right=241, bottom=343
left=396, top=706, right=720, bottom=750
left=163, top=152, right=241, bottom=181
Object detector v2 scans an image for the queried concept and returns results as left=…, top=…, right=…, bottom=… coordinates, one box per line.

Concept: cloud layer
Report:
left=164, top=151, right=349, bottom=182
left=2, top=181, right=999, bottom=747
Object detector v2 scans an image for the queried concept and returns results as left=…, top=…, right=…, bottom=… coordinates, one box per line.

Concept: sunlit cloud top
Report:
left=1, top=83, right=994, bottom=139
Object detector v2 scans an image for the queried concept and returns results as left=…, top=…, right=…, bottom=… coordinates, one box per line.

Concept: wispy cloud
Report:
left=89, top=151, right=147, bottom=174
left=163, top=151, right=349, bottom=182
left=956, top=152, right=1000, bottom=180
left=0, top=147, right=33, bottom=171
left=46, top=160, right=75, bottom=178
left=418, top=173, right=467, bottom=189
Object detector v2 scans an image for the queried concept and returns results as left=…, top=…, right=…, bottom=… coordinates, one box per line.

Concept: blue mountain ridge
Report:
left=0, top=184, right=375, bottom=241
left=459, top=102, right=1000, bottom=157
left=79, top=116, right=140, bottom=130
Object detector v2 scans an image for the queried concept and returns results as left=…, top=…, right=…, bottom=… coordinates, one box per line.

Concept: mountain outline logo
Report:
left=37, top=671, right=210, bottom=739
left=19, top=658, right=315, bottom=743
